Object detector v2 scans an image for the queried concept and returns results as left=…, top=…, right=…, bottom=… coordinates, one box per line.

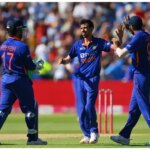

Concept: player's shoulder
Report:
left=92, top=36, right=99, bottom=40
left=75, top=39, right=82, bottom=44
left=16, top=40, right=29, bottom=50
left=136, top=30, right=148, bottom=38
left=93, top=36, right=107, bottom=43
left=0, top=40, right=6, bottom=47
left=16, top=40, right=27, bottom=47
left=75, top=37, right=104, bottom=43
left=73, top=39, right=82, bottom=46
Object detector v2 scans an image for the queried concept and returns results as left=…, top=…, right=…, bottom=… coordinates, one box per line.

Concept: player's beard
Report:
left=81, top=32, right=89, bottom=38
left=81, top=34, right=85, bottom=38
left=82, top=32, right=93, bottom=39
left=81, top=29, right=93, bottom=38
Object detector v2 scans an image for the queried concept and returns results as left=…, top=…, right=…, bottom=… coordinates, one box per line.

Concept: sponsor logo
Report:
left=92, top=46, right=97, bottom=50
left=80, top=53, right=89, bottom=58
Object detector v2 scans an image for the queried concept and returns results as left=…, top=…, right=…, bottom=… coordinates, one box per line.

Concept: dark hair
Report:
left=80, top=19, right=94, bottom=30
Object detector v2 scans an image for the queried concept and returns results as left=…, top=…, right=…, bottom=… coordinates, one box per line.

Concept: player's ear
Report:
left=129, top=25, right=134, bottom=35
left=90, top=27, right=94, bottom=33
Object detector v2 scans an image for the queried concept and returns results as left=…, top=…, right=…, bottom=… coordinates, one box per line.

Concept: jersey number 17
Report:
left=2, top=52, right=14, bottom=70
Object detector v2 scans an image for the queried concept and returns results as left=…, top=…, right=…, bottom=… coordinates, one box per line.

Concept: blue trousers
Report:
left=119, top=73, right=150, bottom=138
left=0, top=76, right=38, bottom=140
left=76, top=75, right=99, bottom=137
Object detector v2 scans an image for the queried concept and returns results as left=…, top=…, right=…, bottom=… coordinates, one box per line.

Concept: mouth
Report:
left=82, top=32, right=86, bottom=35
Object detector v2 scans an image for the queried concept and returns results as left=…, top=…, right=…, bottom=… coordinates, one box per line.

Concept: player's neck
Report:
left=134, top=30, right=142, bottom=34
left=83, top=36, right=93, bottom=47
left=9, top=36, right=21, bottom=41
left=84, top=35, right=92, bottom=42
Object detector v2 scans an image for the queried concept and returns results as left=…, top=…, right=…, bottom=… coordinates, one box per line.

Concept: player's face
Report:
left=80, top=23, right=93, bottom=38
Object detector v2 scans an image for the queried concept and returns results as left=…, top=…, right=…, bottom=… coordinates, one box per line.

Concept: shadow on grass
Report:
left=0, top=143, right=16, bottom=145
left=130, top=144, right=146, bottom=147
left=100, top=143, right=146, bottom=147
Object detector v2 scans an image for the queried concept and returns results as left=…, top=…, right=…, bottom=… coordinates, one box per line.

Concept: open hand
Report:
left=115, top=24, right=124, bottom=43
left=122, top=15, right=134, bottom=35
left=111, top=38, right=120, bottom=49
left=123, top=15, right=130, bottom=30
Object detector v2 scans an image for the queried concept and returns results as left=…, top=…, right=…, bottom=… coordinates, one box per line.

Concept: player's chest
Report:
left=77, top=43, right=99, bottom=56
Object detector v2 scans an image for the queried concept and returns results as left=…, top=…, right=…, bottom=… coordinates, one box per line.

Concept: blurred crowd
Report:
left=0, top=2, right=149, bottom=81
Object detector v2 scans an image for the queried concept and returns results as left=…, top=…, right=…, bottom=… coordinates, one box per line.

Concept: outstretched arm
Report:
left=58, top=55, right=71, bottom=65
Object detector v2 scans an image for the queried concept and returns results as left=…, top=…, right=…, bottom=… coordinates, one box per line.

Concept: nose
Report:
left=81, top=28, right=86, bottom=32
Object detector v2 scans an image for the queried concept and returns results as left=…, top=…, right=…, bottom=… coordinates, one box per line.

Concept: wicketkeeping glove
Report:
left=35, top=59, right=44, bottom=70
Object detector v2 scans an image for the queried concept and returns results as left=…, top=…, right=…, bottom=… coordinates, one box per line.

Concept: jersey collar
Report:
left=82, top=36, right=94, bottom=46
left=9, top=36, right=21, bottom=41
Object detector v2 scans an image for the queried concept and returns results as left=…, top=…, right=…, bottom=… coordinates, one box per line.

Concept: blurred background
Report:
left=0, top=2, right=149, bottom=114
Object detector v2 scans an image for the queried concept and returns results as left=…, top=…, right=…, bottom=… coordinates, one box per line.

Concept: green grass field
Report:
left=0, top=113, right=149, bottom=148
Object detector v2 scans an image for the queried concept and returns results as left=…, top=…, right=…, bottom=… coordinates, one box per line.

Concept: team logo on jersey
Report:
left=80, top=53, right=84, bottom=58
left=80, top=53, right=89, bottom=58
left=92, top=46, right=97, bottom=50
left=80, top=47, right=86, bottom=50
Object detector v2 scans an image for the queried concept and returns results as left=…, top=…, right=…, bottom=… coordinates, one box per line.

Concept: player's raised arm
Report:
left=111, top=23, right=128, bottom=57
left=110, top=24, right=123, bottom=50
left=110, top=15, right=150, bottom=146
left=115, top=23, right=125, bottom=44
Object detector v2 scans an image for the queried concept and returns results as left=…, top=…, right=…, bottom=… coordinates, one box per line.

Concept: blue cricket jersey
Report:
left=69, top=36, right=111, bottom=78
left=0, top=37, right=36, bottom=82
left=125, top=30, right=150, bottom=74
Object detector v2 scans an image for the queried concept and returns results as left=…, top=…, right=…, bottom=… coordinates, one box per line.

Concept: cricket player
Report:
left=0, top=19, right=47, bottom=145
left=110, top=16, right=150, bottom=146
left=59, top=19, right=119, bottom=144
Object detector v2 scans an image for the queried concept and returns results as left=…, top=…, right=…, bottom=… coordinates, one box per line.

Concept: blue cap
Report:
left=129, top=16, right=143, bottom=29
left=6, top=19, right=26, bottom=30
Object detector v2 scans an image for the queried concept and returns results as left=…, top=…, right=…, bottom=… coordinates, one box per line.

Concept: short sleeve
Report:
left=125, top=36, right=140, bottom=53
left=23, top=45, right=36, bottom=70
left=68, top=42, right=78, bottom=59
left=100, top=39, right=111, bottom=52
